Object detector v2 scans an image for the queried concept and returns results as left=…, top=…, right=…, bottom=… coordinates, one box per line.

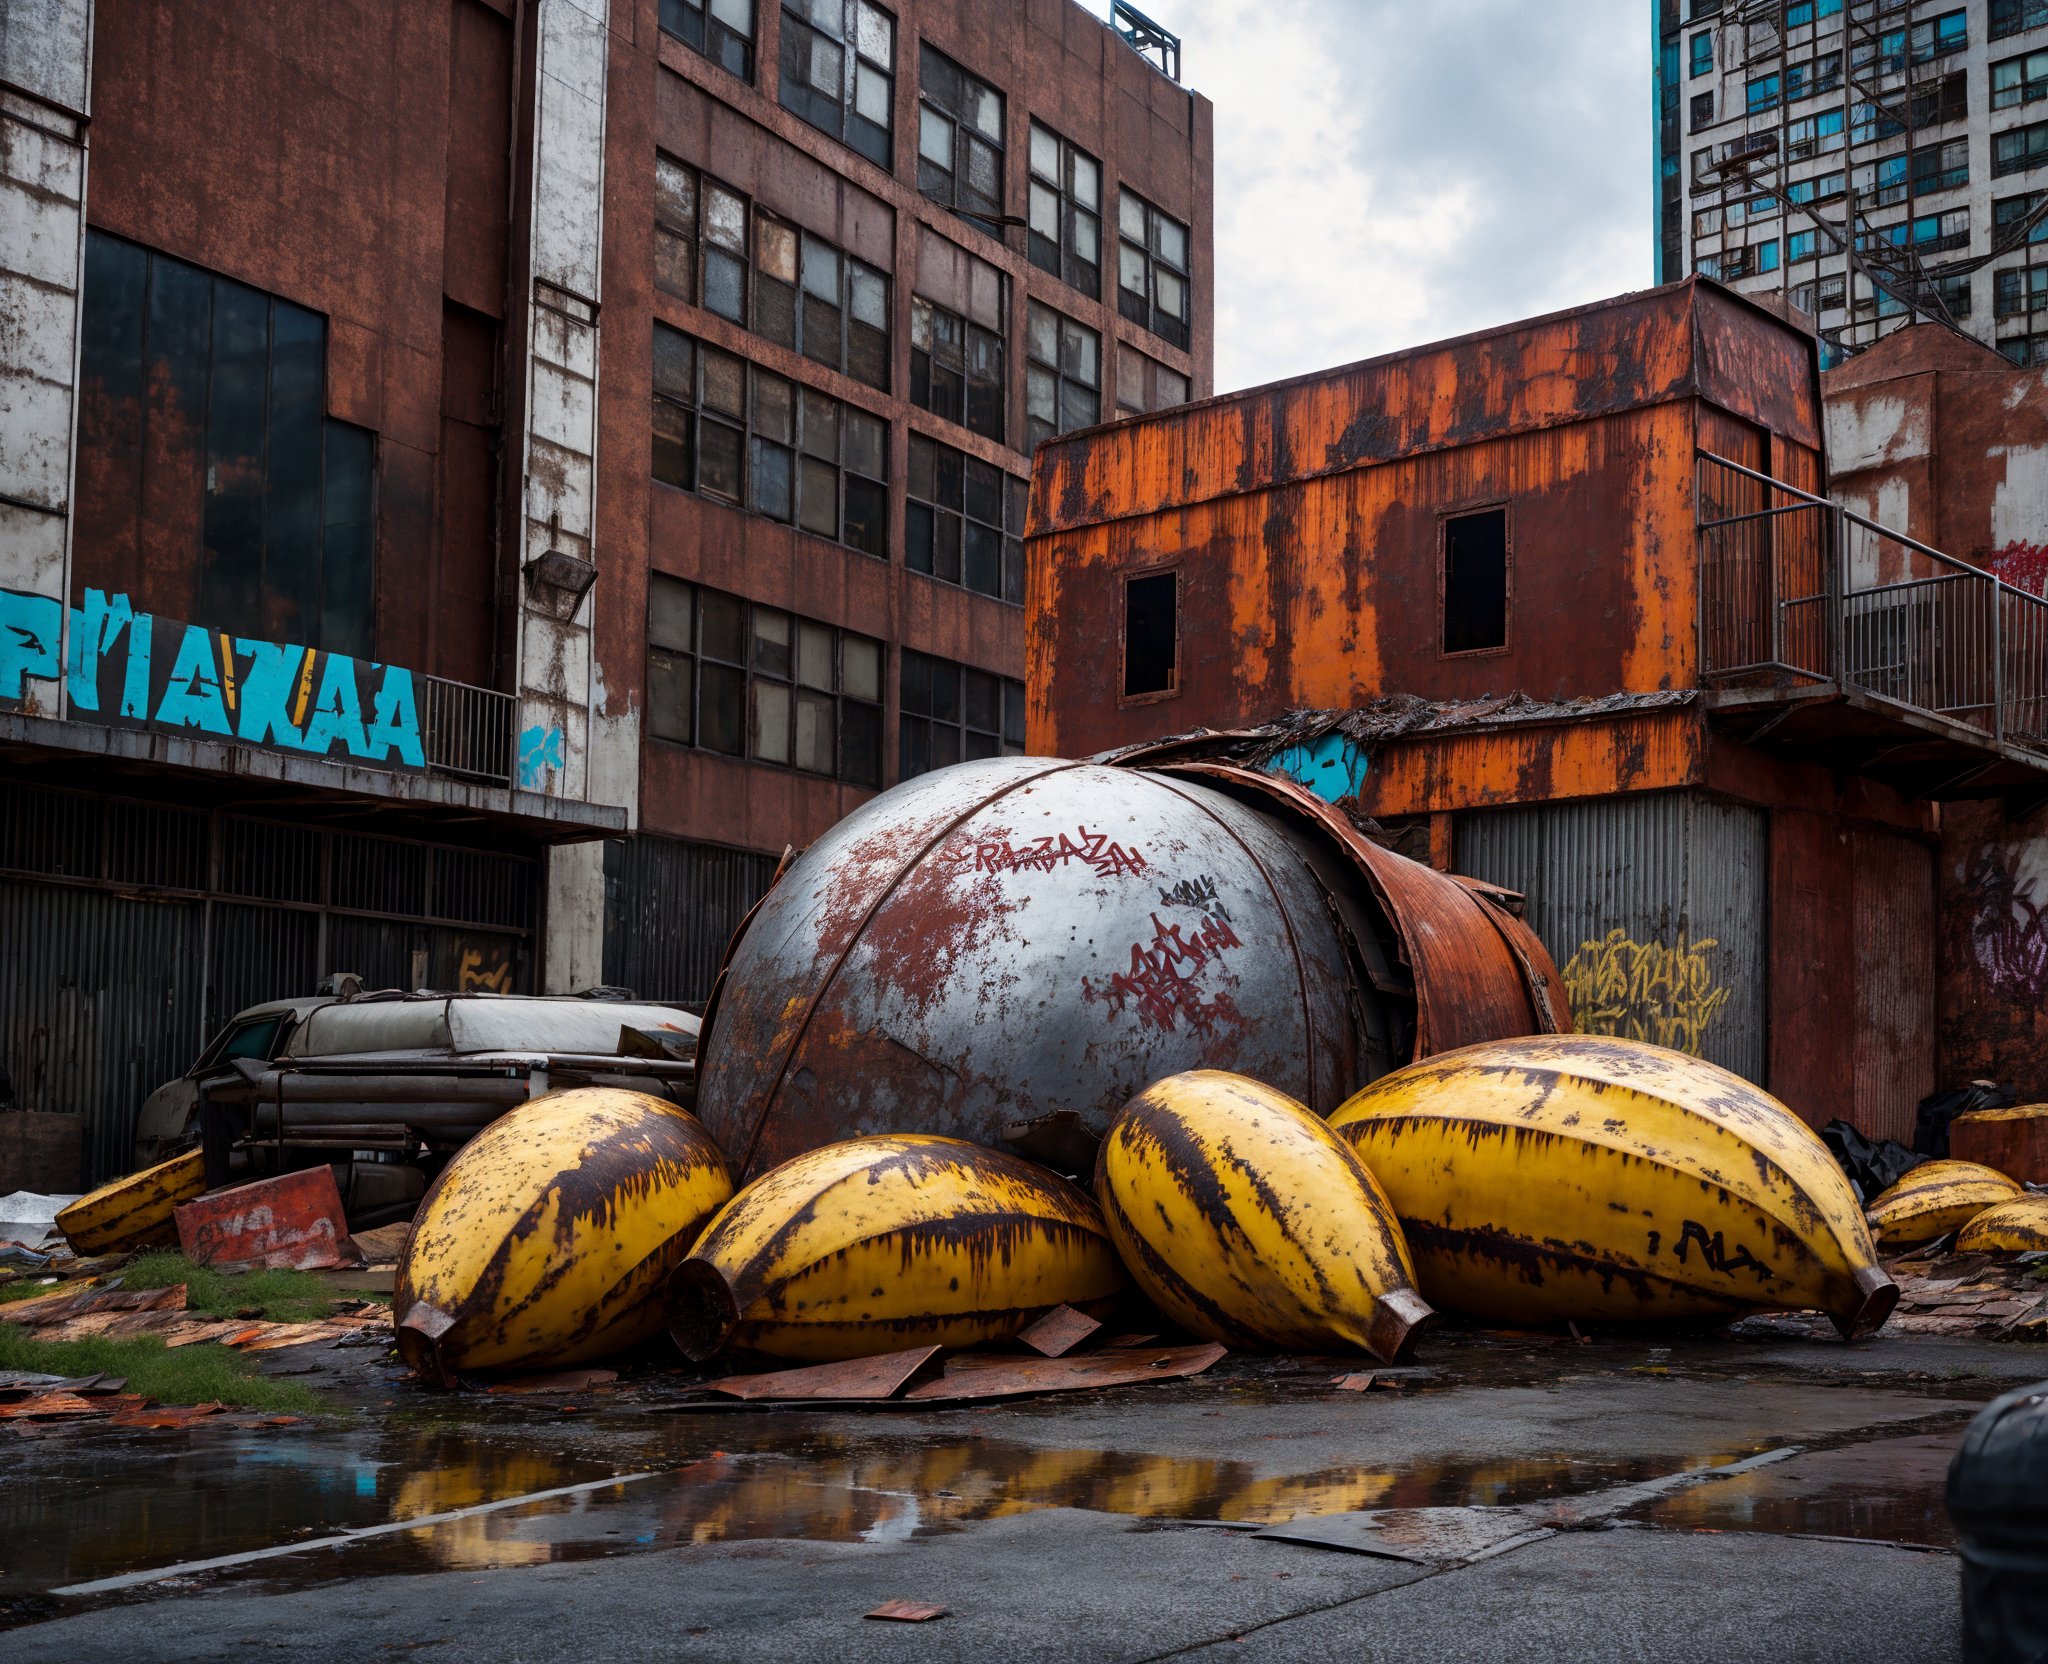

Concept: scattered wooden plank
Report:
left=709, top=1346, right=944, bottom=1402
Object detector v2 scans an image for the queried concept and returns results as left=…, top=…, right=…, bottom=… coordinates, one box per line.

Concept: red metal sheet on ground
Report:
left=175, top=1166, right=352, bottom=1271
left=900, top=1343, right=1226, bottom=1402
left=1016, top=1305, right=1102, bottom=1358
left=709, top=1346, right=944, bottom=1401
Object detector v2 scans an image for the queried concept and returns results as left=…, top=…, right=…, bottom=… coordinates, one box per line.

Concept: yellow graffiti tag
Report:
left=1560, top=928, right=1732, bottom=1056
left=457, top=948, right=513, bottom=994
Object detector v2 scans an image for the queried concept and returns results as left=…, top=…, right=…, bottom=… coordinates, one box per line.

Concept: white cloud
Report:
left=1084, top=0, right=1655, bottom=392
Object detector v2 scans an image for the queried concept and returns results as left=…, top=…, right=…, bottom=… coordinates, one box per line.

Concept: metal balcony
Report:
left=1695, top=449, right=2048, bottom=804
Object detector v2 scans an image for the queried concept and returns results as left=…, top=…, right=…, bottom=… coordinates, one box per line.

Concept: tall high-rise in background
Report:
left=1654, top=0, right=2048, bottom=365
left=0, top=0, right=1211, bottom=1183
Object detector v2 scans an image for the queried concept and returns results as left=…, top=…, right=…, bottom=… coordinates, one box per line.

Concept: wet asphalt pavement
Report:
left=1, top=1323, right=2037, bottom=1662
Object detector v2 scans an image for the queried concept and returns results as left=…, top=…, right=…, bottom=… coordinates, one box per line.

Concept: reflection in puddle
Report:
left=1632, top=1433, right=1960, bottom=1547
left=1, top=1410, right=1704, bottom=1600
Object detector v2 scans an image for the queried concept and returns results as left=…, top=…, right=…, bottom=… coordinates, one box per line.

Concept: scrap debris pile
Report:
left=11, top=758, right=2048, bottom=1406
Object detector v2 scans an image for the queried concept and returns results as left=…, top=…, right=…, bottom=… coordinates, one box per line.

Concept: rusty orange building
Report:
left=1028, top=279, right=2048, bottom=1141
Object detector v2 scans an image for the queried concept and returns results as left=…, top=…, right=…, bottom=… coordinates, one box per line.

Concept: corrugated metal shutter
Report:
left=1454, top=791, right=1768, bottom=1083
left=603, top=835, right=781, bottom=1005
left=0, top=877, right=206, bottom=1181
left=1851, top=828, right=1936, bottom=1143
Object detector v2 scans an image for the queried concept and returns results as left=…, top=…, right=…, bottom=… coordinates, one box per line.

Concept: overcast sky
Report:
left=1087, top=0, right=1656, bottom=393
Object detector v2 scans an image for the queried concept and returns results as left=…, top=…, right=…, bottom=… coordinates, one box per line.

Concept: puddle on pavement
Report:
left=1, top=1405, right=1722, bottom=1604
left=1629, top=1431, right=1962, bottom=1547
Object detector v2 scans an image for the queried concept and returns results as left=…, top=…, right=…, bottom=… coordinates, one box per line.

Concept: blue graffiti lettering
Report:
left=0, top=588, right=62, bottom=702
left=518, top=723, right=564, bottom=789
left=66, top=589, right=135, bottom=713
left=1263, top=732, right=1369, bottom=804
left=233, top=638, right=305, bottom=747
left=301, top=651, right=370, bottom=757
left=366, top=667, right=425, bottom=768
left=154, top=624, right=232, bottom=735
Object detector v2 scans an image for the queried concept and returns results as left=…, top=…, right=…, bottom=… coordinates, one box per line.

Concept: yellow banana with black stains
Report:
left=396, top=1088, right=732, bottom=1384
left=1094, top=1070, right=1432, bottom=1360
left=1329, top=1034, right=1895, bottom=1338
left=1865, top=1160, right=2022, bottom=1248
left=1956, top=1194, right=2048, bottom=1253
left=666, top=1134, right=1127, bottom=1363
left=57, top=1148, right=207, bottom=1255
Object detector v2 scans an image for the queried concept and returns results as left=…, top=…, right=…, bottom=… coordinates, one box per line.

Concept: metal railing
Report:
left=1696, top=450, right=2048, bottom=753
left=420, top=674, right=516, bottom=784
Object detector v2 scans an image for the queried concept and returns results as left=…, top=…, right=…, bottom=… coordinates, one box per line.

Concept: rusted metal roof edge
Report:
left=1027, top=384, right=1712, bottom=538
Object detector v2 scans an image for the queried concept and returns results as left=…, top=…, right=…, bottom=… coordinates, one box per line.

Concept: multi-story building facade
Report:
left=1654, top=0, right=2048, bottom=366
left=0, top=0, right=1211, bottom=1184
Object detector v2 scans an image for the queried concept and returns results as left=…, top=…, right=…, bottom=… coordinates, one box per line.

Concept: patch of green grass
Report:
left=121, top=1251, right=336, bottom=1322
left=0, top=1276, right=66, bottom=1304
left=0, top=1325, right=325, bottom=1412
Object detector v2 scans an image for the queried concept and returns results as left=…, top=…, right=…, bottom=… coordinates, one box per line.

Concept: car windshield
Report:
left=196, top=1015, right=284, bottom=1072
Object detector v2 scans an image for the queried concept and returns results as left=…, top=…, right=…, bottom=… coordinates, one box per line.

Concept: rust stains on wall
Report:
left=1027, top=280, right=1822, bottom=762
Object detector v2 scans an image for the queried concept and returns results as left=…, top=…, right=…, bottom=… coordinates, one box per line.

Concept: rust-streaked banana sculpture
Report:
left=57, top=1148, right=207, bottom=1255
left=1329, top=1034, right=1895, bottom=1337
left=1865, top=1160, right=2023, bottom=1248
left=1956, top=1194, right=2048, bottom=1253
left=667, top=1135, right=1127, bottom=1363
left=396, top=1088, right=732, bottom=1384
left=1094, top=1070, right=1432, bottom=1360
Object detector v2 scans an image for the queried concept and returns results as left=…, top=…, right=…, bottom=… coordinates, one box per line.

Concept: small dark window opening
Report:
left=1442, top=509, right=1509, bottom=654
left=1124, top=571, right=1178, bottom=697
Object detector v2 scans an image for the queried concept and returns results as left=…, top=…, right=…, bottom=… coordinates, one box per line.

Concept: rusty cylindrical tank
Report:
left=696, top=758, right=1566, bottom=1181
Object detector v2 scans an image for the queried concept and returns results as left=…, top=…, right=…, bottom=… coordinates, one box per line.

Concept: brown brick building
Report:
left=0, top=0, right=1211, bottom=1182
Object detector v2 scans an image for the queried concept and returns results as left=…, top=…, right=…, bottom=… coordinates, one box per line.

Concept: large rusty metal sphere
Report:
left=696, top=758, right=1394, bottom=1179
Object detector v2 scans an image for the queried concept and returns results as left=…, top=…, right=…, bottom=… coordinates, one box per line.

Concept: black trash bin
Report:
left=1949, top=1380, right=2048, bottom=1663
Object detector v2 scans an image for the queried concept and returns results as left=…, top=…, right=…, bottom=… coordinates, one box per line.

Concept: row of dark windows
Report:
left=659, top=1, right=1193, bottom=349
left=652, top=324, right=890, bottom=560
left=646, top=575, right=1021, bottom=786
left=654, top=152, right=1183, bottom=455
left=652, top=323, right=1033, bottom=607
left=655, top=156, right=890, bottom=393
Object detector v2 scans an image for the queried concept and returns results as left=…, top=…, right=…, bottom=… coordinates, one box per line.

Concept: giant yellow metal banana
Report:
left=1094, top=1070, right=1432, bottom=1360
left=1956, top=1194, right=2048, bottom=1254
left=1865, top=1160, right=2022, bottom=1248
left=57, top=1148, right=207, bottom=1255
left=395, top=1088, right=732, bottom=1384
left=667, top=1135, right=1127, bottom=1363
left=1329, top=1034, right=1895, bottom=1337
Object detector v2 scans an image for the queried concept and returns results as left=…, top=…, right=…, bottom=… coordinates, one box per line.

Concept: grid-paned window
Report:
left=1996, top=191, right=2048, bottom=243
left=1785, top=53, right=1841, bottom=101
left=1027, top=122, right=1101, bottom=297
left=79, top=231, right=377, bottom=657
left=2000, top=332, right=2048, bottom=365
left=906, top=434, right=1025, bottom=603
left=1689, top=31, right=1713, bottom=75
left=648, top=576, right=883, bottom=787
left=1115, top=343, right=1189, bottom=417
left=651, top=324, right=888, bottom=557
left=1996, top=264, right=2048, bottom=315
left=1994, top=0, right=2048, bottom=41
left=1788, top=229, right=1817, bottom=261
left=1994, top=47, right=2048, bottom=107
left=656, top=159, right=890, bottom=391
left=1690, top=91, right=1713, bottom=130
left=1747, top=74, right=1780, bottom=113
left=917, top=45, right=1005, bottom=227
left=780, top=0, right=894, bottom=168
left=910, top=296, right=1004, bottom=441
left=1786, top=109, right=1846, bottom=159
left=1998, top=121, right=2048, bottom=176
left=660, top=0, right=754, bottom=81
left=1025, top=301, right=1100, bottom=449
left=1117, top=191, right=1191, bottom=349
left=1912, top=137, right=1971, bottom=193
left=899, top=650, right=1024, bottom=779
left=1936, top=273, right=1973, bottom=318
